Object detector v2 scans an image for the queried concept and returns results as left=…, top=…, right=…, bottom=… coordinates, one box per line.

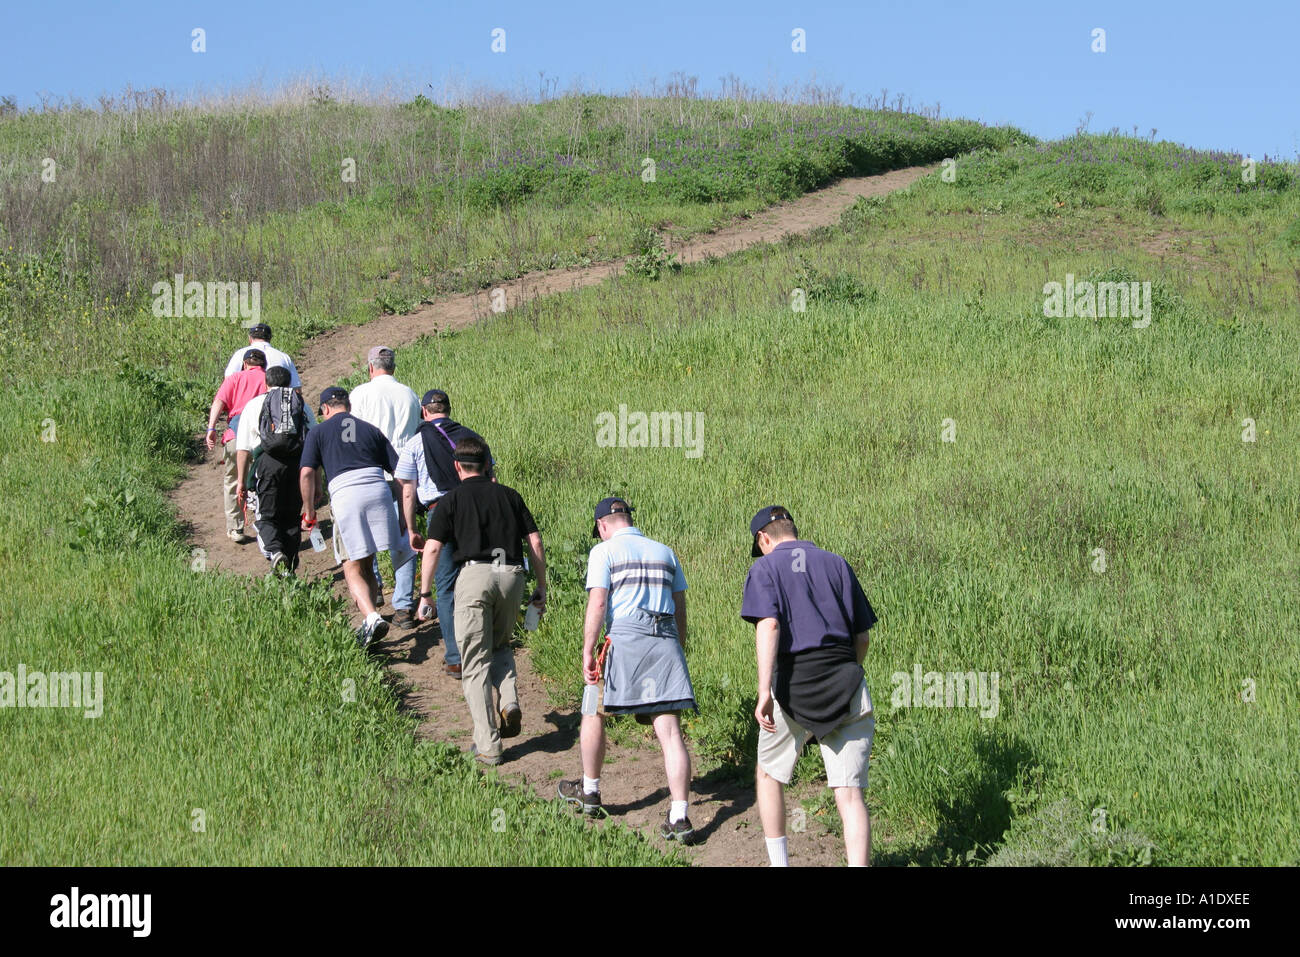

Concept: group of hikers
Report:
left=206, top=324, right=879, bottom=866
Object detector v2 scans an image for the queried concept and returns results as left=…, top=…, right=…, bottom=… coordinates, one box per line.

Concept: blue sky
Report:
left=2, top=1, right=1296, bottom=159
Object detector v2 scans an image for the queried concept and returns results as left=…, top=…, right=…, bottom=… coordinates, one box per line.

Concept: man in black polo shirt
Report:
left=741, top=506, right=877, bottom=867
left=398, top=388, right=494, bottom=678
left=419, top=436, right=547, bottom=765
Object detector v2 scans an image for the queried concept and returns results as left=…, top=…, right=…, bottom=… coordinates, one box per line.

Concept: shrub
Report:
left=1133, top=183, right=1166, bottom=216
left=792, top=256, right=877, bottom=305
left=624, top=228, right=680, bottom=280
left=987, top=799, right=1157, bottom=867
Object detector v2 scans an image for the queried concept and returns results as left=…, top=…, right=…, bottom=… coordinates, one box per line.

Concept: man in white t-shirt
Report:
left=223, top=323, right=301, bottom=389
left=349, top=345, right=421, bottom=447
left=234, top=366, right=317, bottom=574
left=348, top=346, right=423, bottom=627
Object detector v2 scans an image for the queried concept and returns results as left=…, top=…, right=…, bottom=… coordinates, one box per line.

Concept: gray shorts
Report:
left=758, top=678, right=874, bottom=788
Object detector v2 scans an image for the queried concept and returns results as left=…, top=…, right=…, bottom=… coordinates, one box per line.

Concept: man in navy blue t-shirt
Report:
left=741, top=505, right=877, bottom=867
left=299, top=386, right=417, bottom=649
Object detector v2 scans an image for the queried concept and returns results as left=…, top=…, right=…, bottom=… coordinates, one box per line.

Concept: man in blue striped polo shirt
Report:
left=558, top=497, right=698, bottom=844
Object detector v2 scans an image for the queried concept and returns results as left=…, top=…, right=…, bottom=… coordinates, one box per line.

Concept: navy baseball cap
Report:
left=319, top=386, right=348, bottom=408
left=749, top=505, right=794, bottom=557
left=247, top=323, right=272, bottom=340
left=593, top=497, right=634, bottom=538
left=241, top=348, right=267, bottom=367
left=421, top=389, right=449, bottom=407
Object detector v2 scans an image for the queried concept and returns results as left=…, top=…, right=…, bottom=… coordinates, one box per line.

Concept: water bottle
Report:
left=308, top=522, right=325, bottom=552
left=581, top=684, right=599, bottom=716
left=524, top=603, right=541, bottom=631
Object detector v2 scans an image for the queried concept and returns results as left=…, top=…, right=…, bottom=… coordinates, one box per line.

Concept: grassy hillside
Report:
left=3, top=88, right=1295, bottom=864
left=0, top=371, right=678, bottom=865
left=387, top=134, right=1300, bottom=865
left=0, top=92, right=1023, bottom=377
left=0, top=91, right=1022, bottom=865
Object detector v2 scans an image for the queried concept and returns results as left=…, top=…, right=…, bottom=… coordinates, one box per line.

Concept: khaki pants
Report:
left=453, top=562, right=524, bottom=758
left=222, top=440, right=243, bottom=533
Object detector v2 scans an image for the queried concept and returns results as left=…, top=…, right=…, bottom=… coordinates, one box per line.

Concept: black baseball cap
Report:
left=593, top=497, right=634, bottom=538
left=421, top=389, right=449, bottom=407
left=241, top=348, right=267, bottom=367
left=319, top=386, right=348, bottom=408
left=452, top=448, right=487, bottom=466
left=247, top=323, right=272, bottom=340
left=749, top=505, right=794, bottom=557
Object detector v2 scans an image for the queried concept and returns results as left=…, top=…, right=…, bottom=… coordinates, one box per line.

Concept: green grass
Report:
left=0, top=92, right=1025, bottom=379
left=1, top=90, right=1022, bottom=866
left=0, top=372, right=672, bottom=865
left=382, top=136, right=1300, bottom=865
left=3, top=86, right=1297, bottom=864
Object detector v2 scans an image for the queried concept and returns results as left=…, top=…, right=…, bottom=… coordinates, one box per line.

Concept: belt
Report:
left=462, top=559, right=522, bottom=567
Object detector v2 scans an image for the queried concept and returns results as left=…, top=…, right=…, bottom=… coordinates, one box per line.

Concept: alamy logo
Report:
left=890, top=663, right=999, bottom=719
left=151, top=273, right=260, bottom=323
left=0, top=664, right=102, bottom=718
left=50, top=887, right=151, bottom=937
left=595, top=404, right=703, bottom=459
left=1043, top=274, right=1151, bottom=328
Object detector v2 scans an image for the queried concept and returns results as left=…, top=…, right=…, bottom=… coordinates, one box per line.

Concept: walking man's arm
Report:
left=673, top=590, right=687, bottom=649
left=526, top=530, right=547, bottom=609
left=754, top=617, right=779, bottom=732
left=299, top=467, right=317, bottom=524
left=401, top=479, right=423, bottom=550
left=235, top=448, right=251, bottom=510
left=582, top=587, right=606, bottom=684
left=854, top=629, right=871, bottom=665
left=205, top=396, right=228, bottom=451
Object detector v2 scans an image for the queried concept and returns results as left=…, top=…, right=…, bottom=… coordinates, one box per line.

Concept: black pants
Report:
left=254, top=453, right=303, bottom=568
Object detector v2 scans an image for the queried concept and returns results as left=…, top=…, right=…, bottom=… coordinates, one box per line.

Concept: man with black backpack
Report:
left=234, top=366, right=316, bottom=574
left=397, top=389, right=493, bottom=678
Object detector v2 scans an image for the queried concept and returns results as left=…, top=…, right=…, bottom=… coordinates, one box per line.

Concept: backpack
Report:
left=258, top=387, right=306, bottom=458
left=418, top=418, right=493, bottom=493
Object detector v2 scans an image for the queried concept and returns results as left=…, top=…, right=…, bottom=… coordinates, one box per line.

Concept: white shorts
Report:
left=758, top=679, right=874, bottom=788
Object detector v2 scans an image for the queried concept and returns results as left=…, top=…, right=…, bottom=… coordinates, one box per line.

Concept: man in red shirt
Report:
left=205, top=349, right=268, bottom=542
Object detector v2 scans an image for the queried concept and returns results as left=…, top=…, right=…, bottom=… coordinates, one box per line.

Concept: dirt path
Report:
left=170, top=165, right=932, bottom=865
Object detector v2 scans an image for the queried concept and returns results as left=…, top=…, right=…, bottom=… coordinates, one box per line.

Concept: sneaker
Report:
left=500, top=706, right=522, bottom=739
left=659, top=810, right=697, bottom=845
left=557, top=780, right=602, bottom=817
left=393, top=607, right=421, bottom=630
left=468, top=744, right=502, bottom=767
left=267, top=552, right=288, bottom=577
left=356, top=613, right=389, bottom=650
left=228, top=529, right=246, bottom=543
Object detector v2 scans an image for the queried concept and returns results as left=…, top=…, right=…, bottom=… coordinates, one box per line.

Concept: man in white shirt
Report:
left=223, top=323, right=302, bottom=389
left=234, top=366, right=318, bottom=574
left=349, top=345, right=421, bottom=446
left=348, top=346, right=423, bottom=627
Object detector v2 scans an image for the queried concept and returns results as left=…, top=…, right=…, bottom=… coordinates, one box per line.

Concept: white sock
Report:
left=669, top=800, right=688, bottom=824
left=365, top=611, right=383, bottom=628
left=766, top=836, right=789, bottom=867
left=583, top=776, right=600, bottom=795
